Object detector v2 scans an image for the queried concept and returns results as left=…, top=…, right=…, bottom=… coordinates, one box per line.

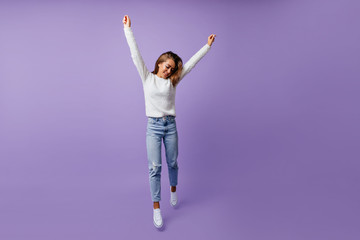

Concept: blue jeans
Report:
left=146, top=115, right=179, bottom=202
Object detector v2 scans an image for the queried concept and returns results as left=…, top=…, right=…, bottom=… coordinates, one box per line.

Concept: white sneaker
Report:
left=170, top=188, right=178, bottom=207
left=153, top=208, right=163, bottom=228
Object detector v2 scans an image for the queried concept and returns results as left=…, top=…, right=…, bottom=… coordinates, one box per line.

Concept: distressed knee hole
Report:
left=152, top=161, right=161, bottom=167
left=149, top=162, right=162, bottom=172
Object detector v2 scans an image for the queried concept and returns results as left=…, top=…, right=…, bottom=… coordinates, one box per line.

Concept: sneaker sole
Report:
left=153, top=220, right=163, bottom=229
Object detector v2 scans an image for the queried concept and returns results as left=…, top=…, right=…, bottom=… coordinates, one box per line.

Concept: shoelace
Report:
left=154, top=210, right=162, bottom=221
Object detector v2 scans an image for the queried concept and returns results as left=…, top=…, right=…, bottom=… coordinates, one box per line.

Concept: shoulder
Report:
left=143, top=72, right=156, bottom=83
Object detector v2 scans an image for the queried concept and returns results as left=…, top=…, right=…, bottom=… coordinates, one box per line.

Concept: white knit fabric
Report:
left=123, top=27, right=211, bottom=117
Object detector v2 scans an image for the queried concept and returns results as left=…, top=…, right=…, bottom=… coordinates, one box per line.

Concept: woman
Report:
left=123, top=15, right=216, bottom=229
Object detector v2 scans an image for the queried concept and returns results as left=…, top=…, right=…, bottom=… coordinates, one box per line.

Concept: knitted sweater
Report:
left=123, top=27, right=211, bottom=117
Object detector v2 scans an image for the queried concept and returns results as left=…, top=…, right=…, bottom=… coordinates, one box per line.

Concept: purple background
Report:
left=1, top=0, right=359, bottom=239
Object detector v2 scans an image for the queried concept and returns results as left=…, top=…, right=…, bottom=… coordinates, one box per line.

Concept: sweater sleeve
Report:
left=179, top=44, right=211, bottom=82
left=123, top=27, right=150, bottom=82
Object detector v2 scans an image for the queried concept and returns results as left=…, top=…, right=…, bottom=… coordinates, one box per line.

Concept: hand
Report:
left=123, top=15, right=131, bottom=28
left=207, top=34, right=216, bottom=46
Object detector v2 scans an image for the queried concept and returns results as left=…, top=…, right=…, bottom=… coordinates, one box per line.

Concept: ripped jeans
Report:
left=146, top=115, right=179, bottom=202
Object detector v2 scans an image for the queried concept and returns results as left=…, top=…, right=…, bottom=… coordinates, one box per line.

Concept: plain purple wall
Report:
left=1, top=0, right=359, bottom=239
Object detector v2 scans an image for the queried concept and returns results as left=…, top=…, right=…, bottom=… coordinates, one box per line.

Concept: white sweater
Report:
left=123, top=27, right=211, bottom=117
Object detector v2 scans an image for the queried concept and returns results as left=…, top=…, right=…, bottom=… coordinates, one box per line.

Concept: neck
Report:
left=156, top=73, right=169, bottom=79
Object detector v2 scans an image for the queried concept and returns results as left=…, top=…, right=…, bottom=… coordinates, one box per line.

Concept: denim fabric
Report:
left=146, top=115, right=178, bottom=202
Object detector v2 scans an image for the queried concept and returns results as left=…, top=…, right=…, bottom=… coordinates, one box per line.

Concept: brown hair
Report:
left=152, top=51, right=183, bottom=87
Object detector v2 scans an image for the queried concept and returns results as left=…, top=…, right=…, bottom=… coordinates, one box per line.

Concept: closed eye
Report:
left=166, top=65, right=175, bottom=72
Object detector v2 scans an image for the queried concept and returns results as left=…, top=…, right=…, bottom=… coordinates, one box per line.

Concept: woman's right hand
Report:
left=123, top=15, right=131, bottom=28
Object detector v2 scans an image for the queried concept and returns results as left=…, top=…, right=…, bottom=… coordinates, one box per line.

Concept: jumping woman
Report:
left=122, top=14, right=216, bottom=229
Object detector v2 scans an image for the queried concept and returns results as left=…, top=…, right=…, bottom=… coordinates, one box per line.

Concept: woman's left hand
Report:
left=207, top=34, right=216, bottom=46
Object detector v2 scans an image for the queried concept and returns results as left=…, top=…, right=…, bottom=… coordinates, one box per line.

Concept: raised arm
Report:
left=123, top=15, right=150, bottom=82
left=179, top=34, right=216, bottom=81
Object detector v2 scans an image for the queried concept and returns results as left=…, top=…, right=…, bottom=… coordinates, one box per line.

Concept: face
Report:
left=157, top=58, right=176, bottom=79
